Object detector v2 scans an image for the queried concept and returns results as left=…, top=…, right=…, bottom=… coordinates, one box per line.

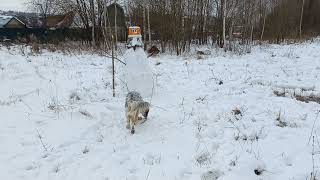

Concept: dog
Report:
left=125, top=91, right=150, bottom=134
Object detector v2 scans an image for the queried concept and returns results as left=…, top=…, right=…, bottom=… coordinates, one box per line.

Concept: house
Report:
left=0, top=15, right=26, bottom=28
left=106, top=3, right=127, bottom=41
left=0, top=15, right=29, bottom=41
left=40, top=12, right=75, bottom=30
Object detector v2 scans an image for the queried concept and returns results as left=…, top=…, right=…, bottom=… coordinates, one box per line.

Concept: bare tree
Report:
left=75, top=0, right=90, bottom=29
left=28, top=0, right=55, bottom=27
left=222, top=0, right=226, bottom=48
left=89, top=0, right=96, bottom=46
left=147, top=0, right=151, bottom=46
left=114, top=1, right=118, bottom=49
left=143, top=0, right=147, bottom=50
left=29, top=0, right=320, bottom=53
left=260, top=9, right=267, bottom=40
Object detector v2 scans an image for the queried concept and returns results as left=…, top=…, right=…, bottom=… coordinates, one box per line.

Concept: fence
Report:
left=0, top=28, right=127, bottom=43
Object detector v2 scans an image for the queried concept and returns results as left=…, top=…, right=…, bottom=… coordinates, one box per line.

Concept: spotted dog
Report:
left=125, top=91, right=150, bottom=134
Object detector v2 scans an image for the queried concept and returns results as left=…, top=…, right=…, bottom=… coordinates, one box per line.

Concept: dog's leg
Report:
left=127, top=113, right=135, bottom=134
left=126, top=117, right=130, bottom=129
left=130, top=119, right=135, bottom=134
left=131, top=126, right=135, bottom=134
left=130, top=112, right=138, bottom=134
left=126, top=110, right=130, bottom=129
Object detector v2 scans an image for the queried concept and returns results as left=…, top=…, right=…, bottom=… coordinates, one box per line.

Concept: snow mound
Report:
left=122, top=48, right=154, bottom=98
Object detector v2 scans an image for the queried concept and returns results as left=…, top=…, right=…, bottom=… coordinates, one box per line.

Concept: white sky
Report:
left=0, top=0, right=28, bottom=11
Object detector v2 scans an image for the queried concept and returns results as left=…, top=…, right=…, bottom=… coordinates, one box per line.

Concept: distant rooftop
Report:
left=0, top=15, right=26, bottom=28
left=0, top=15, right=12, bottom=28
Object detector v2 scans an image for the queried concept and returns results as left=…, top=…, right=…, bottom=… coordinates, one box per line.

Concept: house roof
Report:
left=0, top=15, right=12, bottom=27
left=107, top=2, right=123, bottom=9
left=0, top=15, right=26, bottom=28
left=41, top=12, right=74, bottom=29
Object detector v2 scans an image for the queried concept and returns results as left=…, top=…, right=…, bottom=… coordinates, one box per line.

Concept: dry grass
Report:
left=1, top=40, right=121, bottom=56
left=273, top=89, right=320, bottom=104
left=295, top=94, right=320, bottom=104
left=273, top=90, right=286, bottom=97
left=275, top=111, right=288, bottom=128
left=232, top=108, right=242, bottom=116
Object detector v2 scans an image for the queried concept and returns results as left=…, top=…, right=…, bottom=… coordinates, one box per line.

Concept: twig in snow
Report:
left=184, top=61, right=190, bottom=77
left=145, top=168, right=151, bottom=180
left=21, top=99, right=32, bottom=111
left=309, top=136, right=318, bottom=180
left=116, top=77, right=130, bottom=92
left=308, top=110, right=320, bottom=145
left=102, top=54, right=126, bottom=65
left=182, top=106, right=194, bottom=124
left=280, top=66, right=290, bottom=77
left=36, top=129, right=48, bottom=151
left=26, top=113, right=50, bottom=151
left=79, top=109, right=94, bottom=119
left=149, top=75, right=156, bottom=106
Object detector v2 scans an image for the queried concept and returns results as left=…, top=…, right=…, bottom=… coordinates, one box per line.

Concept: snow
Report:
left=1, top=39, right=320, bottom=180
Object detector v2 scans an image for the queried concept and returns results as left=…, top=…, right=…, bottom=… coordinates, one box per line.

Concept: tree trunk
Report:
left=147, top=1, right=151, bottom=46
left=114, top=2, right=118, bottom=50
left=203, top=2, right=207, bottom=44
left=112, top=35, right=115, bottom=97
left=260, top=11, right=266, bottom=40
left=299, top=0, right=305, bottom=39
left=103, top=1, right=108, bottom=49
left=228, top=21, right=233, bottom=51
left=250, top=24, right=254, bottom=43
left=222, top=0, right=226, bottom=48
left=126, top=1, right=131, bottom=25
left=89, top=0, right=95, bottom=47
left=143, top=1, right=147, bottom=50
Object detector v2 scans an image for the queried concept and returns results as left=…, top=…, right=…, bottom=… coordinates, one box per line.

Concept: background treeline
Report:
left=29, top=0, right=320, bottom=54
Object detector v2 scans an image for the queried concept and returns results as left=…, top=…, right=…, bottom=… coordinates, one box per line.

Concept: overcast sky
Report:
left=0, top=0, right=28, bottom=11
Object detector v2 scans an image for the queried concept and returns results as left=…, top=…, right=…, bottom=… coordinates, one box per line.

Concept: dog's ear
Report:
left=144, top=109, right=149, bottom=118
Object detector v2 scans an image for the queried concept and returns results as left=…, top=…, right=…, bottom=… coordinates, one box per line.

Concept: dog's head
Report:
left=138, top=101, right=150, bottom=120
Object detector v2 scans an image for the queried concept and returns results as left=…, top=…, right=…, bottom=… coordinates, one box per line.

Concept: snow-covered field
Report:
left=1, top=40, right=320, bottom=180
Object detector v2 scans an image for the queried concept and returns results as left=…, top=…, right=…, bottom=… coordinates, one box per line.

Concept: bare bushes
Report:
left=30, top=35, right=41, bottom=54
left=2, top=39, right=119, bottom=56
left=43, top=41, right=100, bottom=54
